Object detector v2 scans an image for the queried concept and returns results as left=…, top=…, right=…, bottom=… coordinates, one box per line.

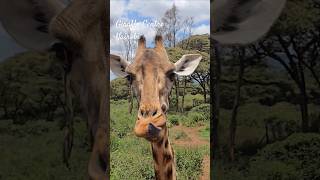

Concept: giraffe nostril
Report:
left=152, top=110, right=157, bottom=117
left=140, top=110, right=145, bottom=117
left=161, top=104, right=167, bottom=113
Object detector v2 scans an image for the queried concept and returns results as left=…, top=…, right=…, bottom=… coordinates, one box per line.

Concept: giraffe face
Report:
left=127, top=49, right=175, bottom=142
left=110, top=35, right=202, bottom=142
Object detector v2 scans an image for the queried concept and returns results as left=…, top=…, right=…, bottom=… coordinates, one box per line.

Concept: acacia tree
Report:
left=227, top=47, right=263, bottom=161
left=250, top=0, right=320, bottom=132
left=191, top=52, right=210, bottom=103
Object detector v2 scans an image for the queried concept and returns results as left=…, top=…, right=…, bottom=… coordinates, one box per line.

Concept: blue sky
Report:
left=110, top=0, right=210, bottom=79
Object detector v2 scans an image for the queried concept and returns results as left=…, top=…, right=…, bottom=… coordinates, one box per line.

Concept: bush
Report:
left=111, top=136, right=154, bottom=180
left=190, top=104, right=210, bottom=121
left=168, top=114, right=180, bottom=126
left=182, top=104, right=209, bottom=127
left=247, top=133, right=320, bottom=180
left=176, top=148, right=204, bottom=180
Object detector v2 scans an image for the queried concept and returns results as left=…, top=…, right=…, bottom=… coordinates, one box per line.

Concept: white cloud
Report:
left=126, top=0, right=172, bottom=19
left=110, top=0, right=210, bottom=56
left=111, top=0, right=210, bottom=24
left=192, top=24, right=210, bottom=35
left=110, top=0, right=127, bottom=19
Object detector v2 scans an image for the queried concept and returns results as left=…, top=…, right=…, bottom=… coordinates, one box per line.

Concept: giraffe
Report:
left=111, top=35, right=202, bottom=180
left=0, top=0, right=109, bottom=179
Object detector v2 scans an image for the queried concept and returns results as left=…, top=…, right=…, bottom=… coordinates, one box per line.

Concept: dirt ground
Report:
left=171, top=125, right=210, bottom=180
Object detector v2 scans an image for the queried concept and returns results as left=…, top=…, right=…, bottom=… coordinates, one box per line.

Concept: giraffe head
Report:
left=111, top=35, right=202, bottom=142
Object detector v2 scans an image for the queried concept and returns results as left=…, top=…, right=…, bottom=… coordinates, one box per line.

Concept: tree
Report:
left=250, top=0, right=320, bottom=132
left=121, top=27, right=137, bottom=62
left=157, top=4, right=182, bottom=47
left=212, top=40, right=221, bottom=162
left=180, top=17, right=194, bottom=49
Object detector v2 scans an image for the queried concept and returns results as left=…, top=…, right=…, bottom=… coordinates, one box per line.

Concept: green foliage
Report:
left=183, top=104, right=210, bottom=127
left=110, top=78, right=129, bottom=100
left=111, top=135, right=154, bottom=180
left=0, top=119, right=89, bottom=180
left=177, top=34, right=210, bottom=54
left=110, top=100, right=136, bottom=138
left=190, top=104, right=210, bottom=120
left=199, top=126, right=210, bottom=141
left=181, top=94, right=204, bottom=111
left=0, top=52, right=64, bottom=122
left=168, top=114, right=180, bottom=126
left=247, top=133, right=320, bottom=180
left=215, top=134, right=320, bottom=180
left=273, top=0, right=320, bottom=34
left=175, top=148, right=204, bottom=180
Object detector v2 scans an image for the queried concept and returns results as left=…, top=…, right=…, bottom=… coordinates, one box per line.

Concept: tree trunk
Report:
left=181, top=77, right=187, bottom=113
left=175, top=78, right=179, bottom=112
left=203, top=83, right=207, bottom=103
left=212, top=40, right=221, bottom=162
left=229, top=49, right=244, bottom=161
left=298, top=58, right=309, bottom=132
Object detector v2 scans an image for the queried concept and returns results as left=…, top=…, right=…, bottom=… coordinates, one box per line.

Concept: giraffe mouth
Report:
left=146, top=123, right=162, bottom=141
left=134, top=114, right=166, bottom=139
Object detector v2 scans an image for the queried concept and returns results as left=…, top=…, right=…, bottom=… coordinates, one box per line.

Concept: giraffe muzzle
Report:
left=134, top=113, right=166, bottom=140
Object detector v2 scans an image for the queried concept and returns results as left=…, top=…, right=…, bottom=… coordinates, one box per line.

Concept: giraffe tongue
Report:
left=148, top=123, right=161, bottom=138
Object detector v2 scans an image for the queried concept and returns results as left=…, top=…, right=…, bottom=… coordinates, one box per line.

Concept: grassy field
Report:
left=0, top=118, right=90, bottom=180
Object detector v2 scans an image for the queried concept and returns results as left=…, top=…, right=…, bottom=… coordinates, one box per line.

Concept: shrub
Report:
left=183, top=104, right=209, bottom=127
left=176, top=148, right=203, bottom=180
left=247, top=133, right=320, bottom=180
left=190, top=104, right=210, bottom=121
left=168, top=114, right=180, bottom=126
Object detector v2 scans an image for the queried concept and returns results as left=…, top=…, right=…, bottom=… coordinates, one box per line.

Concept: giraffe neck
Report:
left=151, top=126, right=176, bottom=180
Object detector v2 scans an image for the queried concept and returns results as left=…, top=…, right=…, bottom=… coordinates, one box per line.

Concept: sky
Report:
left=110, top=0, right=210, bottom=79
left=0, top=26, right=25, bottom=61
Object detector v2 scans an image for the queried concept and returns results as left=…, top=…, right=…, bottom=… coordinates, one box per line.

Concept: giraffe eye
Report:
left=126, top=74, right=135, bottom=84
left=166, top=71, right=176, bottom=81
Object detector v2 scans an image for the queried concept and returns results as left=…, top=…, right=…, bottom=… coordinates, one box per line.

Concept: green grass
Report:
left=173, top=130, right=189, bottom=140
left=0, top=119, right=89, bottom=180
left=199, top=126, right=210, bottom=141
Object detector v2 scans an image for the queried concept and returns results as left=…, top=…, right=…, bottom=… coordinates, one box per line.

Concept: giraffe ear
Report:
left=212, top=0, right=286, bottom=44
left=110, top=54, right=129, bottom=78
left=0, top=0, right=65, bottom=50
left=174, top=54, right=202, bottom=76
